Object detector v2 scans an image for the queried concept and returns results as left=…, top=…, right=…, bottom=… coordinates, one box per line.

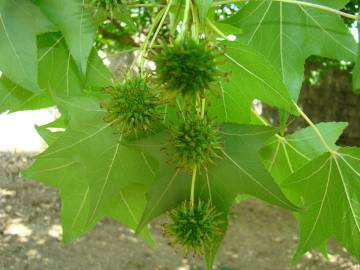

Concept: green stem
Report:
left=206, top=18, right=230, bottom=40
left=251, top=109, right=287, bottom=142
left=251, top=109, right=269, bottom=126
left=190, top=165, right=197, bottom=208
left=191, top=2, right=200, bottom=39
left=127, top=8, right=166, bottom=76
left=180, top=0, right=191, bottom=39
left=212, top=0, right=358, bottom=21
left=201, top=98, right=205, bottom=119
left=127, top=3, right=165, bottom=8
left=146, top=0, right=174, bottom=53
left=293, top=101, right=336, bottom=154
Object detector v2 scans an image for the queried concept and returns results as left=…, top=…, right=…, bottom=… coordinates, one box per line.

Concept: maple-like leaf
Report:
left=24, top=96, right=157, bottom=242
left=38, top=97, right=157, bottom=223
left=24, top=157, right=154, bottom=244
left=260, top=122, right=348, bottom=183
left=0, top=33, right=112, bottom=114
left=225, top=0, right=357, bottom=100
left=283, top=147, right=360, bottom=261
left=33, top=0, right=97, bottom=74
left=211, top=41, right=298, bottom=123
left=131, top=124, right=299, bottom=269
left=0, top=0, right=55, bottom=93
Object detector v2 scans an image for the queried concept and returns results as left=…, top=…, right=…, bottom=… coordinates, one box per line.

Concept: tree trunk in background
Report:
left=263, top=62, right=360, bottom=146
left=299, top=63, right=360, bottom=146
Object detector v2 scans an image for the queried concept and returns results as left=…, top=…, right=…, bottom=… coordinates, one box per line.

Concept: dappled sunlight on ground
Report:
left=0, top=108, right=58, bottom=152
left=4, top=218, right=33, bottom=242
left=47, top=224, right=63, bottom=240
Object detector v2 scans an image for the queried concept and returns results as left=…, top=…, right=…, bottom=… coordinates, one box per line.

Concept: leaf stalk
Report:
left=293, top=101, right=336, bottom=155
left=190, top=165, right=197, bottom=209
left=180, top=0, right=192, bottom=39
left=206, top=18, right=230, bottom=40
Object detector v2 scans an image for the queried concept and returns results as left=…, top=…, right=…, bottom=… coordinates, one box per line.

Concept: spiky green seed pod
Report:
left=154, top=38, right=224, bottom=99
left=164, top=200, right=224, bottom=256
left=170, top=118, right=223, bottom=172
left=103, top=77, right=162, bottom=137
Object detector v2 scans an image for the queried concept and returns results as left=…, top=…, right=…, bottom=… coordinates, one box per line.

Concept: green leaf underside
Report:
left=24, top=158, right=153, bottom=244
left=35, top=97, right=156, bottom=225
left=24, top=97, right=156, bottom=243
left=135, top=124, right=299, bottom=230
left=283, top=147, right=360, bottom=261
left=0, top=0, right=55, bottom=93
left=133, top=124, right=299, bottom=268
left=260, top=122, right=348, bottom=184
left=0, top=75, right=49, bottom=113
left=226, top=0, right=357, bottom=100
left=35, top=119, right=65, bottom=146
left=34, top=0, right=97, bottom=74
left=212, top=41, right=297, bottom=123
left=38, top=33, right=112, bottom=102
left=38, top=33, right=112, bottom=97
left=208, top=124, right=299, bottom=211
left=0, top=33, right=112, bottom=113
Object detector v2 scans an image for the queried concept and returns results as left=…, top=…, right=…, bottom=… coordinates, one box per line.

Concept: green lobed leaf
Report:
left=34, top=0, right=97, bottom=75
left=260, top=122, right=348, bottom=184
left=225, top=0, right=357, bottom=100
left=105, top=184, right=155, bottom=245
left=283, top=147, right=360, bottom=262
left=85, top=50, right=114, bottom=90
left=38, top=34, right=83, bottom=98
left=133, top=124, right=299, bottom=269
left=0, top=0, right=55, bottom=93
left=129, top=131, right=191, bottom=233
left=0, top=33, right=112, bottom=114
left=37, top=33, right=113, bottom=97
left=24, top=97, right=156, bottom=244
left=35, top=118, right=66, bottom=145
left=35, top=97, right=157, bottom=227
left=211, top=41, right=298, bottom=124
left=136, top=124, right=299, bottom=229
left=207, top=124, right=299, bottom=211
left=0, top=75, right=51, bottom=113
left=24, top=157, right=154, bottom=244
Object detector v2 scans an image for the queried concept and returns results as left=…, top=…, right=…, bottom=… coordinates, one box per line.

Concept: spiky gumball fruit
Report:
left=170, top=118, right=223, bottom=172
left=164, top=200, right=224, bottom=256
left=154, top=38, right=224, bottom=98
left=103, top=76, right=162, bottom=137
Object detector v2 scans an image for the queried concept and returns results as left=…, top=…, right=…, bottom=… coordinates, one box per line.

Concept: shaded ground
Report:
left=0, top=151, right=359, bottom=270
